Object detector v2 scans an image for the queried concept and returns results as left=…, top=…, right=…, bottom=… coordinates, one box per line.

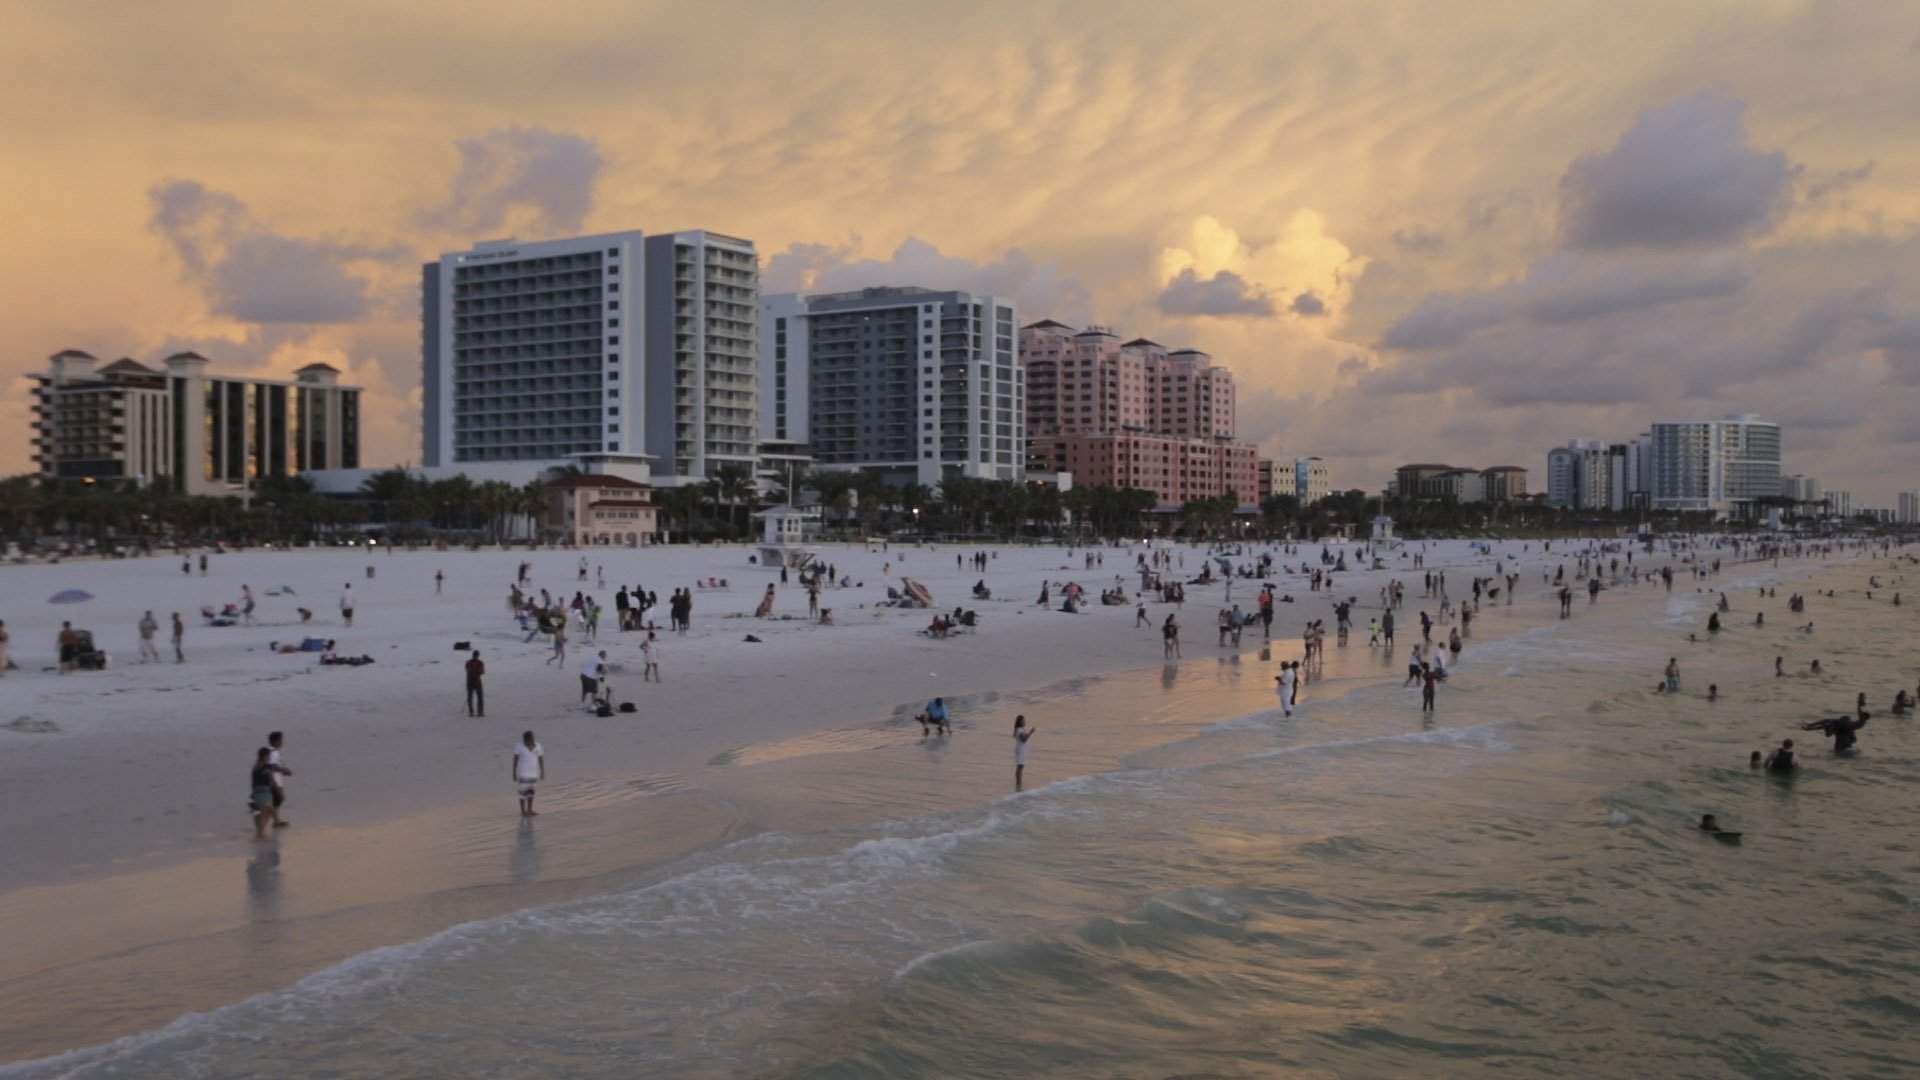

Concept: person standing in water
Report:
left=1664, top=658, right=1680, bottom=693
left=1276, top=664, right=1296, bottom=717
left=513, top=731, right=545, bottom=817
left=1013, top=715, right=1036, bottom=790
left=266, top=731, right=291, bottom=827
left=249, top=747, right=285, bottom=840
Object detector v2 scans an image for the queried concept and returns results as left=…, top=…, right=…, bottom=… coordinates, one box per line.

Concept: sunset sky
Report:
left=4, top=1, right=1916, bottom=500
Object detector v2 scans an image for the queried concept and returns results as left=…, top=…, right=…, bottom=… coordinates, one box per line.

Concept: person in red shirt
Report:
left=465, top=650, right=486, bottom=717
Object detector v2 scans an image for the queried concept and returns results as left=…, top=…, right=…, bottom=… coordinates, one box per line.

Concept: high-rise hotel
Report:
left=28, top=349, right=359, bottom=494
left=759, top=286, right=1023, bottom=485
left=422, top=229, right=757, bottom=482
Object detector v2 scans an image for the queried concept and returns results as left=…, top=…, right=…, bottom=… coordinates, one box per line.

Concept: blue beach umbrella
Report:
left=48, top=589, right=93, bottom=604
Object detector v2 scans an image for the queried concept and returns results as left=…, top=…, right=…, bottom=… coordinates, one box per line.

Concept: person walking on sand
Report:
left=171, top=612, right=185, bottom=662
left=138, top=610, right=161, bottom=663
left=266, top=731, right=292, bottom=827
left=339, top=584, right=355, bottom=628
left=0, top=619, right=10, bottom=676
left=240, top=585, right=257, bottom=626
left=465, top=650, right=486, bottom=717
left=1163, top=613, right=1181, bottom=659
left=435, top=570, right=444, bottom=595
left=547, top=616, right=568, bottom=666
left=513, top=731, right=545, bottom=817
left=1014, top=715, right=1036, bottom=790
left=641, top=630, right=660, bottom=682
left=249, top=747, right=286, bottom=840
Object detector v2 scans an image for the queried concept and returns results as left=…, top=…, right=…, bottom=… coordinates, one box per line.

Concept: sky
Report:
left=3, top=0, right=1917, bottom=502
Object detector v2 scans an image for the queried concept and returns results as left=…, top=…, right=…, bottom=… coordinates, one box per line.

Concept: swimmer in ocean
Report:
left=1894, top=690, right=1913, bottom=714
left=1749, top=750, right=1763, bottom=769
left=1803, top=713, right=1867, bottom=753
left=1765, top=739, right=1796, bottom=773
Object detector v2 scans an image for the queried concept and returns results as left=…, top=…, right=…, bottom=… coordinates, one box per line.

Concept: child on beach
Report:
left=641, top=631, right=660, bottom=682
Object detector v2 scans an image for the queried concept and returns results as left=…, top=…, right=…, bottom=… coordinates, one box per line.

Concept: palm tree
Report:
left=710, top=463, right=757, bottom=536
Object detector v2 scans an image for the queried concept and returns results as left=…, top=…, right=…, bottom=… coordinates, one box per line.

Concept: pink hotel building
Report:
left=1021, top=321, right=1258, bottom=506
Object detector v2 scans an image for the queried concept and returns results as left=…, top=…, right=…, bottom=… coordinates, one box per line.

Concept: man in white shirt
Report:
left=580, top=650, right=604, bottom=705
left=1276, top=665, right=1296, bottom=717
left=512, top=731, right=544, bottom=817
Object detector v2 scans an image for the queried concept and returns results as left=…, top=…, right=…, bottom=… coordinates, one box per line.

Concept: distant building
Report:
left=1021, top=320, right=1256, bottom=505
left=1781, top=474, right=1821, bottom=504
left=1293, top=456, right=1330, bottom=505
left=423, top=228, right=758, bottom=483
left=1898, top=490, right=1919, bottom=524
left=544, top=471, right=657, bottom=546
left=1429, top=468, right=1487, bottom=503
left=28, top=349, right=359, bottom=495
left=1649, top=415, right=1781, bottom=515
left=1259, top=456, right=1329, bottom=505
left=1480, top=466, right=1528, bottom=501
left=1825, top=489, right=1854, bottom=518
left=762, top=286, right=1021, bottom=485
left=1394, top=464, right=1456, bottom=499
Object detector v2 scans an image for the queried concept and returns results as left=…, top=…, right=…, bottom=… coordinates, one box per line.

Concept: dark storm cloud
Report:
left=1559, top=93, right=1792, bottom=250
left=1156, top=268, right=1276, bottom=317
left=1289, top=292, right=1328, bottom=317
left=418, top=127, right=603, bottom=236
left=148, top=180, right=399, bottom=324
left=1517, top=253, right=1747, bottom=323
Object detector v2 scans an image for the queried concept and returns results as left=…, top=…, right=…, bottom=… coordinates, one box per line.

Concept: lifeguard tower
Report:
left=1370, top=514, right=1401, bottom=548
left=755, top=505, right=821, bottom=569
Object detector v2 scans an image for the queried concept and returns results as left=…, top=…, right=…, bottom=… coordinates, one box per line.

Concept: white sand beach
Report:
left=0, top=535, right=1809, bottom=1062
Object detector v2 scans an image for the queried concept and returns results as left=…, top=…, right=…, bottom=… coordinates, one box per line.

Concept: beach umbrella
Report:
left=48, top=589, right=93, bottom=604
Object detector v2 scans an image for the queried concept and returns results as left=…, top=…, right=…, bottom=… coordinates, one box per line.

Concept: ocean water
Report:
left=10, top=552, right=1920, bottom=1079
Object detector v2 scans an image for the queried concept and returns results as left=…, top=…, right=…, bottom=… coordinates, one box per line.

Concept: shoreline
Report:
left=0, top=539, right=1852, bottom=1063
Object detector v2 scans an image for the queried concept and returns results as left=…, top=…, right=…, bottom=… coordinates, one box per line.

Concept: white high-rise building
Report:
left=1898, top=490, right=1919, bottom=524
left=1649, top=415, right=1781, bottom=516
left=1781, top=474, right=1822, bottom=505
left=1826, top=489, right=1854, bottom=518
left=762, top=286, right=1021, bottom=485
left=1546, top=438, right=1608, bottom=508
left=423, top=229, right=758, bottom=482
left=1606, top=436, right=1651, bottom=511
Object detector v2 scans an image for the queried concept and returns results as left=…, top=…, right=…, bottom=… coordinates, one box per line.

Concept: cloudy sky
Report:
left=4, top=1, right=1916, bottom=500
